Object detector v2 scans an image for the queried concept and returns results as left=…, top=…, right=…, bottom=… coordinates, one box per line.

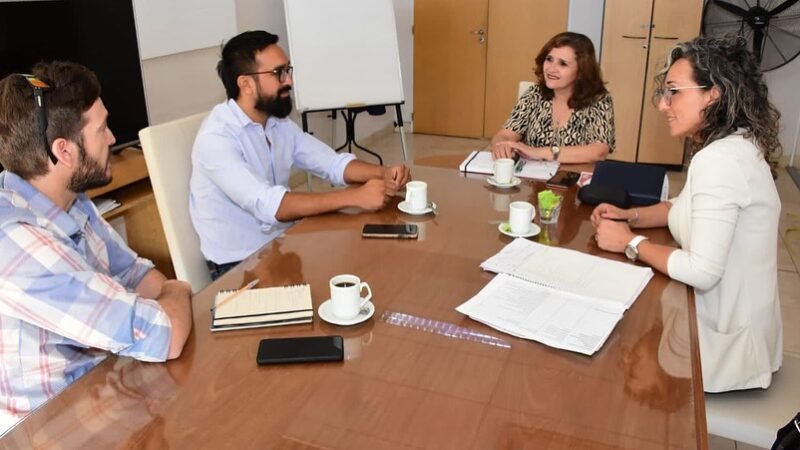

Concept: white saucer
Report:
left=398, top=200, right=436, bottom=215
left=498, top=222, right=541, bottom=238
left=487, top=176, right=521, bottom=188
left=318, top=300, right=376, bottom=326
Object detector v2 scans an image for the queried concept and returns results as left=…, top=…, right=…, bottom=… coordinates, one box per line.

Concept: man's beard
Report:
left=68, top=141, right=112, bottom=193
left=255, top=85, right=293, bottom=118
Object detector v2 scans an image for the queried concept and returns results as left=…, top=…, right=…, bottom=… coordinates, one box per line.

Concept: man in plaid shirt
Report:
left=0, top=62, right=193, bottom=434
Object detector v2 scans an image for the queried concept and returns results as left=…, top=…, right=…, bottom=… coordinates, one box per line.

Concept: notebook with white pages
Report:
left=456, top=239, right=654, bottom=355
left=210, top=284, right=313, bottom=332
left=459, top=150, right=560, bottom=180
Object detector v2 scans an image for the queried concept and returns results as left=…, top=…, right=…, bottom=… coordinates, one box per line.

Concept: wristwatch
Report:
left=624, top=235, right=648, bottom=262
left=550, top=145, right=561, bottom=161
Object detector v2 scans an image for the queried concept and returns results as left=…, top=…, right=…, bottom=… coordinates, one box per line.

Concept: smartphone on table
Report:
left=361, top=224, right=419, bottom=239
left=257, top=335, right=344, bottom=365
left=546, top=170, right=580, bottom=189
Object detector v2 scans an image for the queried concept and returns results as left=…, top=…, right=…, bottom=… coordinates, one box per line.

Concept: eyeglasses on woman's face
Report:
left=656, top=85, right=709, bottom=106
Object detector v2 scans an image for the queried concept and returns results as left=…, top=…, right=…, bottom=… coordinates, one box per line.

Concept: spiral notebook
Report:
left=210, top=284, right=313, bottom=332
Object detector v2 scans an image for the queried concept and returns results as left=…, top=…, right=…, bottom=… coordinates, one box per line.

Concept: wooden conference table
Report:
left=1, top=162, right=706, bottom=449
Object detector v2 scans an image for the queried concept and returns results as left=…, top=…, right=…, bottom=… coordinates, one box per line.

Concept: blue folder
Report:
left=591, top=160, right=667, bottom=205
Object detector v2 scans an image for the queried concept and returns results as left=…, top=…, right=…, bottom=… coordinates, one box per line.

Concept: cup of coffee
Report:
left=330, top=274, right=372, bottom=320
left=509, top=201, right=535, bottom=234
left=493, top=158, right=515, bottom=184
left=405, top=181, right=428, bottom=211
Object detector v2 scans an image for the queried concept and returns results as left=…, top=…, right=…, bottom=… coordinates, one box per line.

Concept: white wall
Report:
left=140, top=0, right=411, bottom=151
left=765, top=56, right=800, bottom=166
left=567, top=0, right=604, bottom=60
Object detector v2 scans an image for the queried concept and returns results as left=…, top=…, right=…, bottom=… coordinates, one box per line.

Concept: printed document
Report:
left=458, top=239, right=654, bottom=355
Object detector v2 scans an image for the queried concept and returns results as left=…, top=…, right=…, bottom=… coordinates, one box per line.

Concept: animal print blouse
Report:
left=503, top=84, right=615, bottom=151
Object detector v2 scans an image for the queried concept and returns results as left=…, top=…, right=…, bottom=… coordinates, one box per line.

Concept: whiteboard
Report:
left=283, top=0, right=404, bottom=112
left=133, top=0, right=237, bottom=60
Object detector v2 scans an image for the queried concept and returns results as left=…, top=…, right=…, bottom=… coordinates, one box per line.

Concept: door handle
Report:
left=471, top=28, right=486, bottom=43
left=622, top=35, right=647, bottom=39
left=653, top=36, right=679, bottom=40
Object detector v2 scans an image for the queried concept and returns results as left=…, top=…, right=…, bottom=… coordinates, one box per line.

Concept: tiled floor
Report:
left=294, top=129, right=800, bottom=450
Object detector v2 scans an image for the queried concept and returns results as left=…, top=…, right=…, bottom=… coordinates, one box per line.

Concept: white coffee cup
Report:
left=509, top=201, right=535, bottom=234
left=330, top=274, right=372, bottom=320
left=493, top=158, right=515, bottom=184
left=405, top=181, right=428, bottom=211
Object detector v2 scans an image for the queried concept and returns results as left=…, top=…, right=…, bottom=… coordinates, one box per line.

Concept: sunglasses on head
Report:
left=19, top=74, right=58, bottom=164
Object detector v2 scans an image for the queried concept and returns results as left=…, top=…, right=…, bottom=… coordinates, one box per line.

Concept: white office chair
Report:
left=705, top=352, right=800, bottom=448
left=139, top=112, right=211, bottom=293
left=518, top=81, right=535, bottom=100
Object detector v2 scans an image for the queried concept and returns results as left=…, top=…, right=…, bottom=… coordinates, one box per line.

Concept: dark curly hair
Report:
left=654, top=36, right=781, bottom=168
left=534, top=32, right=607, bottom=110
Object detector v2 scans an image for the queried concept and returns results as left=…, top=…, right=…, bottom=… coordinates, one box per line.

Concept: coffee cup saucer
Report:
left=487, top=176, right=521, bottom=188
left=398, top=200, right=436, bottom=215
left=498, top=222, right=541, bottom=238
left=318, top=300, right=376, bottom=326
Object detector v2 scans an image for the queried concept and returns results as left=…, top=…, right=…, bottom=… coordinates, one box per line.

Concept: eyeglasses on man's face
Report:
left=244, top=65, right=294, bottom=83
left=656, top=85, right=710, bottom=106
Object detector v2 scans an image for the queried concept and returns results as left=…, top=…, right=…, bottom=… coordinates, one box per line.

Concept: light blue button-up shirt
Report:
left=190, top=99, right=356, bottom=264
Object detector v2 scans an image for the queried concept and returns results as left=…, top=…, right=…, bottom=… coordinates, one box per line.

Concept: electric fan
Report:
left=702, top=0, right=800, bottom=71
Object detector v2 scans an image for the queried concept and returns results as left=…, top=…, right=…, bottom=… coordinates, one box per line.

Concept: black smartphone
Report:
left=257, top=336, right=344, bottom=365
left=546, top=171, right=580, bottom=189
left=361, top=224, right=419, bottom=239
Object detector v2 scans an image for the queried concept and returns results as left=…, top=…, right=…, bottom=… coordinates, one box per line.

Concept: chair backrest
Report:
left=139, top=112, right=210, bottom=293
left=705, top=352, right=800, bottom=448
left=518, top=81, right=535, bottom=100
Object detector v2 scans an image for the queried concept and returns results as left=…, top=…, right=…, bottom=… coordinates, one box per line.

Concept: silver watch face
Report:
left=624, top=245, right=638, bottom=261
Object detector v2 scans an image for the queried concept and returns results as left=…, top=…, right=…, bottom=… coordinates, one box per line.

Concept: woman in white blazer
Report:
left=590, top=36, right=782, bottom=392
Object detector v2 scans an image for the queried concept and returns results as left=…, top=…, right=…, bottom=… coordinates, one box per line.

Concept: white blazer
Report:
left=667, top=131, right=782, bottom=392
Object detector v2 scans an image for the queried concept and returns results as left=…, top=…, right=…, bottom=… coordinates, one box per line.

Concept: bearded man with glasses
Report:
left=190, top=31, right=411, bottom=280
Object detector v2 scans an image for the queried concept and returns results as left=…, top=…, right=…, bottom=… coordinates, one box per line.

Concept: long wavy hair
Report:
left=654, top=36, right=781, bottom=167
left=534, top=32, right=607, bottom=110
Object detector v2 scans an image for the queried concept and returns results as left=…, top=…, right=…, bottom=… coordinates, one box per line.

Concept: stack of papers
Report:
left=459, top=150, right=560, bottom=180
left=92, top=197, right=121, bottom=215
left=457, top=239, right=653, bottom=355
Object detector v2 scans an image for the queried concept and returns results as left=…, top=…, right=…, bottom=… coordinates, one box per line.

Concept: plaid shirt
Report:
left=0, top=172, right=172, bottom=434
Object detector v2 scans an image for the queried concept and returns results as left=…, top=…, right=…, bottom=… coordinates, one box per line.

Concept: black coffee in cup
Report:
left=334, top=282, right=355, bottom=288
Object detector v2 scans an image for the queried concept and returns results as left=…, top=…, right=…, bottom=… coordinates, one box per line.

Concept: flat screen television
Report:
left=0, top=0, right=148, bottom=151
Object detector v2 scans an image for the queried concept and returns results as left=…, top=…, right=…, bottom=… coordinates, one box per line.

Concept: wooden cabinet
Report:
left=601, top=0, right=702, bottom=165
left=87, top=148, right=174, bottom=278
left=414, top=0, right=568, bottom=138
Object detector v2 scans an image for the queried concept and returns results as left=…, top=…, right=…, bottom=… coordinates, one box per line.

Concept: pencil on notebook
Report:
left=215, top=279, right=259, bottom=310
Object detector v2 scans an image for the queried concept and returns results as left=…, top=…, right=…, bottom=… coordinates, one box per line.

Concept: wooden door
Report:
left=601, top=0, right=654, bottom=163
left=413, top=0, right=489, bottom=137
left=483, top=0, right=568, bottom=137
left=637, top=0, right=703, bottom=165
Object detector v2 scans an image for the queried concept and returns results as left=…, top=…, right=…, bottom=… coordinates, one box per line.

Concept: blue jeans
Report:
left=206, top=260, right=240, bottom=281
